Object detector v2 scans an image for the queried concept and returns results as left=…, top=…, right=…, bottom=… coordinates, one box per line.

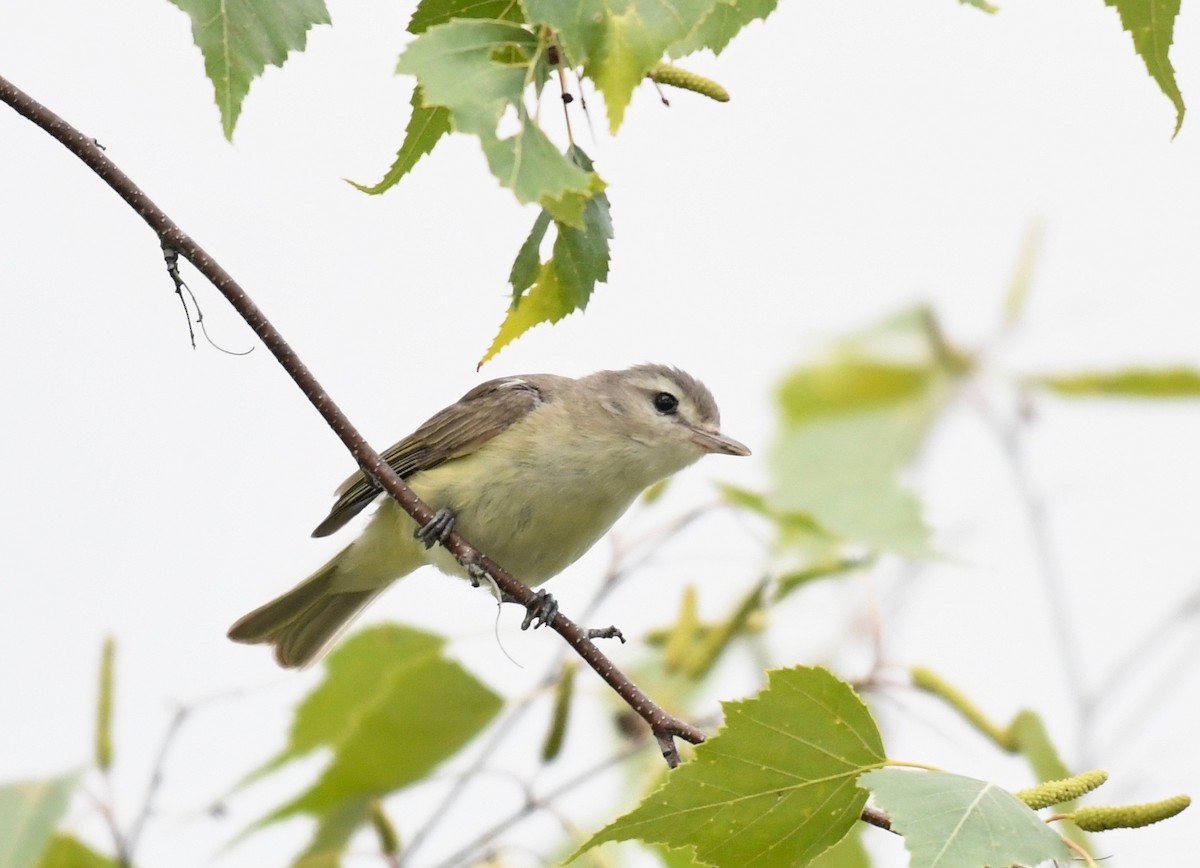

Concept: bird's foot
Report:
left=415, top=508, right=456, bottom=549
left=506, top=589, right=558, bottom=630
left=463, top=553, right=489, bottom=588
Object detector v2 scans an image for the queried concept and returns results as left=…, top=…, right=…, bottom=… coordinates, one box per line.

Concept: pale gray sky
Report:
left=2, top=1, right=1198, bottom=865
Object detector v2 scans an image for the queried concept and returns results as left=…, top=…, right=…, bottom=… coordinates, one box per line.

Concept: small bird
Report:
left=228, top=364, right=750, bottom=668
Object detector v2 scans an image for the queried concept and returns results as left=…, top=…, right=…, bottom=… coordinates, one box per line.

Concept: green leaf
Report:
left=482, top=146, right=612, bottom=365
left=525, top=0, right=716, bottom=131
left=669, top=0, right=780, bottom=58
left=166, top=0, right=331, bottom=139
left=510, top=210, right=554, bottom=295
left=577, top=666, right=886, bottom=867
left=293, top=797, right=372, bottom=868
left=0, top=774, right=80, bottom=868
left=35, top=834, right=118, bottom=868
left=1104, top=0, right=1185, bottom=136
left=859, top=768, right=1072, bottom=868
left=958, top=0, right=999, bottom=13
left=407, top=0, right=526, bottom=34
left=348, top=87, right=450, bottom=195
left=396, top=20, right=601, bottom=223
left=769, top=308, right=960, bottom=557
left=242, top=626, right=502, bottom=863
left=806, top=824, right=869, bottom=868
left=1028, top=368, right=1200, bottom=397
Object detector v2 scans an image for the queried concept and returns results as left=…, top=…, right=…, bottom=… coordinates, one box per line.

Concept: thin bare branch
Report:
left=0, top=72, right=704, bottom=766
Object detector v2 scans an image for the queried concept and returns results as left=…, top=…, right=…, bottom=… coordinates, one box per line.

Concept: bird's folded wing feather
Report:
left=310, top=377, right=545, bottom=537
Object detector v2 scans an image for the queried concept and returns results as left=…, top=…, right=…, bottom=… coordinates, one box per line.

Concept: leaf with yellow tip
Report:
left=481, top=147, right=612, bottom=366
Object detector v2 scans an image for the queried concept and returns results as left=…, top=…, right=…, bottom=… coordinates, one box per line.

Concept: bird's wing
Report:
left=310, top=377, right=547, bottom=537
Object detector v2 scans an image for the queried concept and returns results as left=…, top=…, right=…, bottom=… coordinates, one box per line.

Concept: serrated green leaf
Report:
left=669, top=0, right=779, bottom=58
left=1028, top=368, right=1200, bottom=397
left=859, top=768, right=1072, bottom=868
left=396, top=20, right=601, bottom=222
left=35, top=834, right=119, bottom=868
left=510, top=210, right=554, bottom=295
left=482, top=256, right=576, bottom=365
left=651, top=842, right=708, bottom=867
left=0, top=774, right=79, bottom=868
left=166, top=0, right=330, bottom=139
left=526, top=0, right=715, bottom=131
left=577, top=666, right=885, bottom=867
left=407, top=0, right=526, bottom=34
left=1104, top=0, right=1185, bottom=136
left=242, top=626, right=501, bottom=861
left=349, top=87, right=450, bottom=195
left=483, top=147, right=612, bottom=365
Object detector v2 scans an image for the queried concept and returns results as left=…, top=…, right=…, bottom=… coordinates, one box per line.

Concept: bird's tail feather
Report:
left=227, top=560, right=382, bottom=669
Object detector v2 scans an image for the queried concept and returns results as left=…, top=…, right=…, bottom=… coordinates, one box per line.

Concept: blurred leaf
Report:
left=166, top=0, right=330, bottom=139
left=683, top=580, right=766, bottom=679
left=0, top=774, right=79, bottom=868
left=774, top=556, right=871, bottom=602
left=1104, top=0, right=1185, bottom=136
left=526, top=0, right=714, bottom=131
left=717, top=483, right=837, bottom=549
left=670, top=0, right=780, bottom=57
left=482, top=147, right=612, bottom=365
left=769, top=307, right=962, bottom=557
left=859, top=768, right=1071, bottom=868
left=396, top=20, right=602, bottom=225
left=578, top=667, right=885, bottom=866
left=242, top=626, right=502, bottom=862
left=778, top=361, right=936, bottom=425
left=348, top=87, right=450, bottom=195
left=35, top=835, right=118, bottom=868
left=95, top=636, right=114, bottom=772
left=660, top=585, right=702, bottom=672
left=542, top=662, right=577, bottom=762
left=959, top=0, right=999, bottom=12
left=293, top=797, right=371, bottom=868
left=1002, top=223, right=1041, bottom=328
left=1028, top=368, right=1200, bottom=397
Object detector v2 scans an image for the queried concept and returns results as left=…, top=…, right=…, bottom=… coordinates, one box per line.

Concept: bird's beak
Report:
left=691, top=428, right=752, bottom=457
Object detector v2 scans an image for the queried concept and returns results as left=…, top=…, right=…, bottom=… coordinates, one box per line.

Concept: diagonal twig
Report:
left=0, top=72, right=704, bottom=767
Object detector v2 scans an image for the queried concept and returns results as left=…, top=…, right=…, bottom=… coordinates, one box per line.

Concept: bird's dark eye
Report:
left=653, top=392, right=679, bottom=415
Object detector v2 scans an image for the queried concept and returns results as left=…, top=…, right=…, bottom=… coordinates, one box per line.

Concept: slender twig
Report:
left=970, top=390, right=1088, bottom=752
left=123, top=704, right=189, bottom=859
left=0, top=73, right=702, bottom=765
left=425, top=741, right=647, bottom=868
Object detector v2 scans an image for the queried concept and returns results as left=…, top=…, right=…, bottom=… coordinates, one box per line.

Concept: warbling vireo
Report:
left=228, top=364, right=749, bottom=667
